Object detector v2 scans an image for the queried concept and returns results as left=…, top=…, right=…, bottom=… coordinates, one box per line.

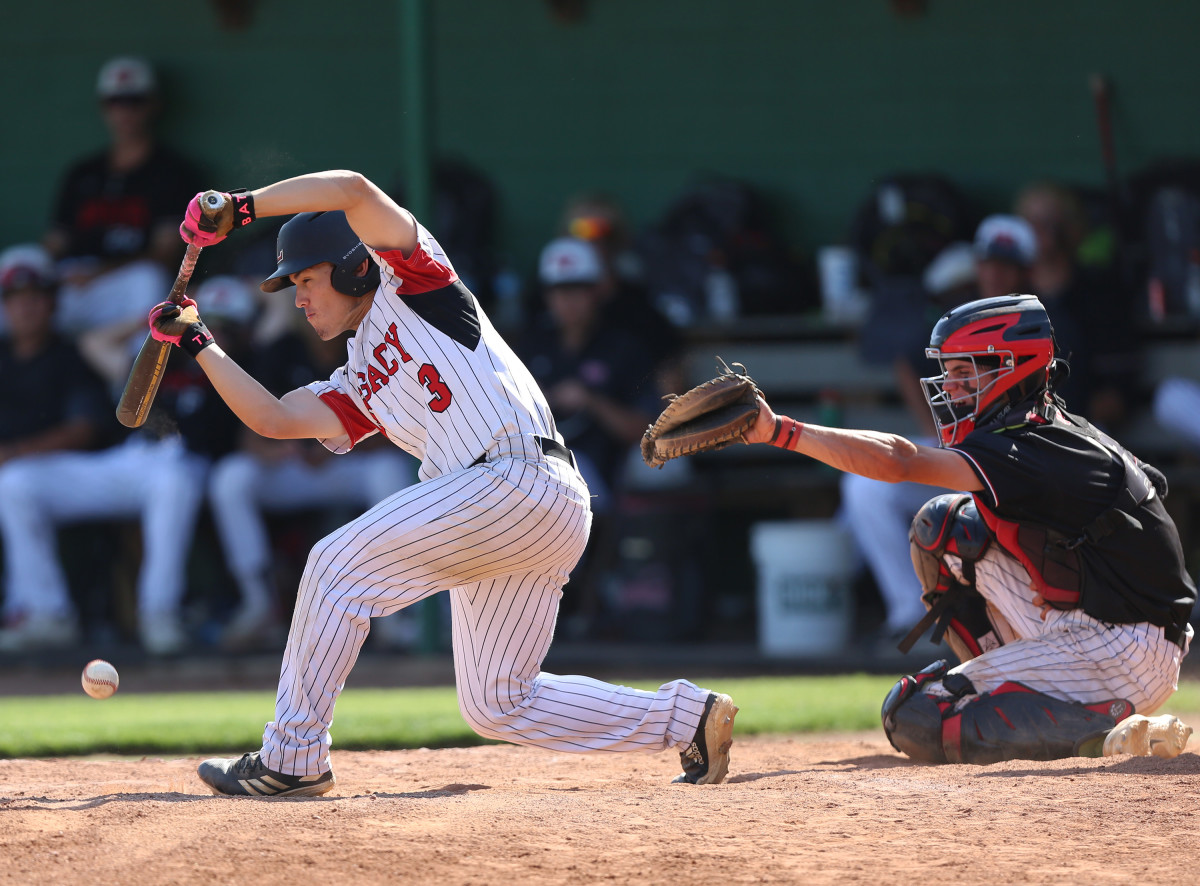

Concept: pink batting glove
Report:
left=179, top=192, right=228, bottom=246
left=148, top=298, right=198, bottom=346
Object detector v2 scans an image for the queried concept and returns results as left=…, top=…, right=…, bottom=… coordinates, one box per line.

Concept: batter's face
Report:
left=291, top=262, right=372, bottom=339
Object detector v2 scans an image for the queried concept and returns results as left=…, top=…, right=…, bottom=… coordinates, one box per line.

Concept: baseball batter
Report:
left=743, top=294, right=1194, bottom=763
left=153, top=171, right=736, bottom=796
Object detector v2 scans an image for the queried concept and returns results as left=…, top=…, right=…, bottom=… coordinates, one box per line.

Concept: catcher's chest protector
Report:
left=971, top=421, right=1154, bottom=611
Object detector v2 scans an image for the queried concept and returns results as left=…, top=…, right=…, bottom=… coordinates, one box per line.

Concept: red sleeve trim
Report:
left=318, top=391, right=377, bottom=447
left=376, top=244, right=460, bottom=294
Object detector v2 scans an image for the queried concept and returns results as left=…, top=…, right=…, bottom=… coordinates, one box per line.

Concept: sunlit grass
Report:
left=1, top=675, right=1196, bottom=759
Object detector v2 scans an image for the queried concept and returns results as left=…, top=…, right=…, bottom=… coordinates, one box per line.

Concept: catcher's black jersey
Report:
left=951, top=406, right=1196, bottom=630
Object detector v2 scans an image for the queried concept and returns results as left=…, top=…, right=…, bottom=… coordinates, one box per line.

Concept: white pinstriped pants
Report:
left=261, top=440, right=712, bottom=776
left=940, top=546, right=1191, bottom=715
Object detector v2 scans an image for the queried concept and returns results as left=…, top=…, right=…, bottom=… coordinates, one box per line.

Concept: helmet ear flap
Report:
left=330, top=242, right=380, bottom=297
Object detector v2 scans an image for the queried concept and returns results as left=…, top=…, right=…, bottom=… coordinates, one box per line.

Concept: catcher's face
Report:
left=941, top=359, right=981, bottom=413
left=922, top=354, right=1010, bottom=445
left=291, top=262, right=371, bottom=339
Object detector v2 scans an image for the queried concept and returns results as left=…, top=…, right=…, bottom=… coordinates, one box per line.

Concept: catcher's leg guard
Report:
left=947, top=682, right=1135, bottom=764
left=905, top=494, right=998, bottom=660
left=881, top=659, right=952, bottom=763
left=884, top=667, right=1135, bottom=765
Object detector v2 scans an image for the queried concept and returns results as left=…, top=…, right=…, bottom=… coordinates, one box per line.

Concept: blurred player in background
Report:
left=43, top=56, right=202, bottom=389
left=0, top=246, right=113, bottom=651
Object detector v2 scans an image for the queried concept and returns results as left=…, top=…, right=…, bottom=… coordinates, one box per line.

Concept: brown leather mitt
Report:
left=641, top=358, right=762, bottom=468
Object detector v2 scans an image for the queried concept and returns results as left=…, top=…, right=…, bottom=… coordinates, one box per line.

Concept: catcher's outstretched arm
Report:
left=745, top=397, right=982, bottom=491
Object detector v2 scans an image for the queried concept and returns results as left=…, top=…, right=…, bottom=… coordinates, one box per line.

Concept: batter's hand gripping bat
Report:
left=115, top=191, right=227, bottom=428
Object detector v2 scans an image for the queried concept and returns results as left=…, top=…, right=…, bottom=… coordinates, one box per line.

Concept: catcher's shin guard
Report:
left=947, top=682, right=1134, bottom=764
left=881, top=659, right=952, bottom=763
left=884, top=667, right=1135, bottom=765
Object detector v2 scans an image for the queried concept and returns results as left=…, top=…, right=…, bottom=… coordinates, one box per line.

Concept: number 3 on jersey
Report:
left=357, top=361, right=452, bottom=413
left=417, top=364, right=452, bottom=413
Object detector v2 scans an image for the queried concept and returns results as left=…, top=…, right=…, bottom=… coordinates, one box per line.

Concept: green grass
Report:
left=1, top=675, right=1198, bottom=759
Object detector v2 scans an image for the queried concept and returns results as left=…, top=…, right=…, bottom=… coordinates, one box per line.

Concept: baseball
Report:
left=81, top=659, right=119, bottom=699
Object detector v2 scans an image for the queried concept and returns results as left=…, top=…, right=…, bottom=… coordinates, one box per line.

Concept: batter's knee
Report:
left=456, top=698, right=517, bottom=743
left=455, top=676, right=538, bottom=744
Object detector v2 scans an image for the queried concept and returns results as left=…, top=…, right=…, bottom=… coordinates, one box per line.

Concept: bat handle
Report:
left=164, top=191, right=225, bottom=304
left=167, top=244, right=203, bottom=304
left=201, top=191, right=227, bottom=218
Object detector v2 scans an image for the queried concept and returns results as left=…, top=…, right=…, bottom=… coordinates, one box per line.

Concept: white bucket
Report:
left=751, top=520, right=856, bottom=657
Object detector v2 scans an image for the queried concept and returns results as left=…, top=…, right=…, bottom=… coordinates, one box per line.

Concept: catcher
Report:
left=644, top=294, right=1194, bottom=763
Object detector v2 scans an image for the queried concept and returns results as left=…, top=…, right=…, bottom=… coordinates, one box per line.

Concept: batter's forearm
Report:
left=194, top=345, right=303, bottom=439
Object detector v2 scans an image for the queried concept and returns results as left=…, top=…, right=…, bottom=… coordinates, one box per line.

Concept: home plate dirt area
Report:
left=0, top=733, right=1196, bottom=885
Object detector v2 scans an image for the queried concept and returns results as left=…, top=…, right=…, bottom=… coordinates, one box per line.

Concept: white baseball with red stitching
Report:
left=81, top=660, right=120, bottom=700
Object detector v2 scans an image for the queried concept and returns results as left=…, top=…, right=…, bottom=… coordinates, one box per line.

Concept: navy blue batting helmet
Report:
left=259, top=210, right=380, bottom=297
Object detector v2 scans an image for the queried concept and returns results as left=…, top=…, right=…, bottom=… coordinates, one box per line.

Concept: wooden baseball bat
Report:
left=115, top=192, right=227, bottom=428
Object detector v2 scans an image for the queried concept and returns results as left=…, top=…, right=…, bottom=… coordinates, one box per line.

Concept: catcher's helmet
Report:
left=259, top=210, right=380, bottom=297
left=921, top=293, right=1058, bottom=446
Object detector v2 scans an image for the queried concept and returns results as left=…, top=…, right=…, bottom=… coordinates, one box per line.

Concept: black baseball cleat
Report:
left=673, top=692, right=738, bottom=785
left=197, top=751, right=336, bottom=797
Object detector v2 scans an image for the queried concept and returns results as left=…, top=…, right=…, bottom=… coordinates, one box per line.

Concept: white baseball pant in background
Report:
left=0, top=435, right=207, bottom=623
left=840, top=472, right=952, bottom=632
left=1153, top=377, right=1200, bottom=451
left=208, top=448, right=418, bottom=617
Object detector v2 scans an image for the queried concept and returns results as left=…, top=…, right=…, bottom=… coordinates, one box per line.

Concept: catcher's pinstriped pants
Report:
left=941, top=546, right=1191, bottom=714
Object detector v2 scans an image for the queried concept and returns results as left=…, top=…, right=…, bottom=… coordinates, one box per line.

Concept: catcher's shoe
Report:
left=673, top=693, right=738, bottom=785
left=197, top=751, right=335, bottom=797
left=1102, top=714, right=1193, bottom=759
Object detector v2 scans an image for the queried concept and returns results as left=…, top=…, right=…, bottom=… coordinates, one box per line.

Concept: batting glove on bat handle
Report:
left=148, top=298, right=216, bottom=357
left=179, top=189, right=256, bottom=247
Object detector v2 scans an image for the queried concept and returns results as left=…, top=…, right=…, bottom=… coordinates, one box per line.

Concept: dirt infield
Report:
left=1, top=733, right=1196, bottom=885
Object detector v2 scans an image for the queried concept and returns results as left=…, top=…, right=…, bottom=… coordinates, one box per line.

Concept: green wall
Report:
left=4, top=1, right=1199, bottom=278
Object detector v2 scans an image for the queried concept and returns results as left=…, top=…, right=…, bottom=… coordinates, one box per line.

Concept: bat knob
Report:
left=202, top=191, right=228, bottom=213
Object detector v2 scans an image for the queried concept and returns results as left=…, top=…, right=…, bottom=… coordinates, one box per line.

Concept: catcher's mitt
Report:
left=641, top=357, right=762, bottom=468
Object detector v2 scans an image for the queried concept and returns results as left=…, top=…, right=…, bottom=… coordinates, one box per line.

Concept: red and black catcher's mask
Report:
left=921, top=293, right=1059, bottom=447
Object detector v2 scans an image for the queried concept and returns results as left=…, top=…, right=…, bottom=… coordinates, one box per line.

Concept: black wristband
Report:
left=179, top=320, right=215, bottom=357
left=228, top=189, right=256, bottom=230
left=768, top=416, right=783, bottom=444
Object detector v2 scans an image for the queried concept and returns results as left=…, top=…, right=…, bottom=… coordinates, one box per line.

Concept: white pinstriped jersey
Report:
left=258, top=221, right=718, bottom=778
left=305, top=224, right=558, bottom=482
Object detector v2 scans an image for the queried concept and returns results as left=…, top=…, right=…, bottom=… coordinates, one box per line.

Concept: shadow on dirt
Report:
left=0, top=791, right=210, bottom=809
left=973, top=752, right=1200, bottom=778
left=726, top=770, right=804, bottom=783
left=817, top=754, right=914, bottom=769
left=365, top=782, right=491, bottom=799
